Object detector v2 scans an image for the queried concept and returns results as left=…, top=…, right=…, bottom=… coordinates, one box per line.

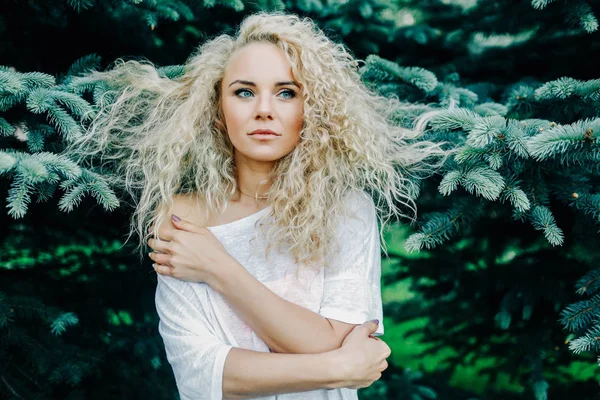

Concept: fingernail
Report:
left=369, top=319, right=379, bottom=325
left=171, top=214, right=180, bottom=222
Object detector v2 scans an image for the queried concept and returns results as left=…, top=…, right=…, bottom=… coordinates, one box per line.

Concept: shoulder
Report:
left=341, top=189, right=376, bottom=220
left=156, top=192, right=210, bottom=228
left=334, top=189, right=377, bottom=236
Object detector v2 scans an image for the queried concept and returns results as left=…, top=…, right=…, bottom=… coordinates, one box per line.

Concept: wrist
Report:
left=208, top=255, right=238, bottom=294
left=321, top=349, right=348, bottom=390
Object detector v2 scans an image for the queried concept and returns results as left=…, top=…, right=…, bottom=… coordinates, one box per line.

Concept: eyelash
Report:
left=234, top=88, right=296, bottom=99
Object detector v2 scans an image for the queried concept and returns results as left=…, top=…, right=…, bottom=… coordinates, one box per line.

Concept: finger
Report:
left=149, top=251, right=172, bottom=266
left=361, top=319, right=380, bottom=335
left=153, top=263, right=173, bottom=276
left=149, top=225, right=178, bottom=242
left=147, top=238, right=173, bottom=253
left=171, top=214, right=203, bottom=233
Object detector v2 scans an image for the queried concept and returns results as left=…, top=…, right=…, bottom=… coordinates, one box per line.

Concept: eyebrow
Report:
left=228, top=79, right=300, bottom=88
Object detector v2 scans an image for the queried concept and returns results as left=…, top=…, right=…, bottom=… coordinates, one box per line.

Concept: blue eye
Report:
left=279, top=89, right=296, bottom=99
left=234, top=88, right=296, bottom=99
left=235, top=89, right=254, bottom=98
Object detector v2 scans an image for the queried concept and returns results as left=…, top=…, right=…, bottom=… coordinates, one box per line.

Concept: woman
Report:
left=68, top=11, right=448, bottom=400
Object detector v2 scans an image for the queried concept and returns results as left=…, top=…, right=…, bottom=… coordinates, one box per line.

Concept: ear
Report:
left=171, top=214, right=202, bottom=233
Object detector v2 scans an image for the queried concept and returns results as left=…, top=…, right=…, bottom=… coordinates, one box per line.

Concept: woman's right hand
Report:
left=333, top=320, right=391, bottom=389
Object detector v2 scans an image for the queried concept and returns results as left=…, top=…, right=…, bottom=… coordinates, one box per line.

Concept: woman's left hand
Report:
left=147, top=214, right=231, bottom=284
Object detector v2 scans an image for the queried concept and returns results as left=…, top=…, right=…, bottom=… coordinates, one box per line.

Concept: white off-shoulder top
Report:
left=154, top=189, right=384, bottom=399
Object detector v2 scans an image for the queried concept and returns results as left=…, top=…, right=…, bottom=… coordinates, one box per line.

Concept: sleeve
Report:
left=155, top=274, right=234, bottom=400
left=318, top=190, right=385, bottom=336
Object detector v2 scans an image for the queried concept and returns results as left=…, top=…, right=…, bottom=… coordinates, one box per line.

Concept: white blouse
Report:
left=154, top=189, right=384, bottom=399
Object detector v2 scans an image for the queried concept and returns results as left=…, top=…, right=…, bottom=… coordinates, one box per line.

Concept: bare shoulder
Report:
left=154, top=193, right=210, bottom=232
left=169, top=193, right=210, bottom=226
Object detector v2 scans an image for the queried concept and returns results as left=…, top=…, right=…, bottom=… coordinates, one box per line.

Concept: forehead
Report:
left=223, top=42, right=295, bottom=81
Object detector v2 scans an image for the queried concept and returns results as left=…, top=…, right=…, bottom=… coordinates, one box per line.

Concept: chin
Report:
left=238, top=150, right=286, bottom=163
left=252, top=154, right=285, bottom=163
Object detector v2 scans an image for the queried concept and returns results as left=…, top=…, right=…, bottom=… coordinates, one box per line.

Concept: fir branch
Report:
left=65, top=54, right=102, bottom=78
left=565, top=2, right=599, bottom=33
left=454, top=146, right=488, bottom=165
left=438, top=170, right=461, bottom=195
left=26, top=88, right=89, bottom=142
left=20, top=72, right=56, bottom=91
left=531, top=0, right=557, bottom=10
left=169, top=1, right=195, bottom=20
left=404, top=198, right=481, bottom=252
left=575, top=269, right=600, bottom=296
left=505, top=120, right=531, bottom=158
left=68, top=75, right=113, bottom=112
left=360, top=55, right=438, bottom=93
left=428, top=107, right=481, bottom=132
left=560, top=293, right=600, bottom=332
left=0, top=152, right=18, bottom=173
left=17, top=158, right=49, bottom=183
left=501, top=186, right=531, bottom=212
left=50, top=312, right=79, bottom=336
left=404, top=212, right=458, bottom=252
left=0, top=71, right=56, bottom=112
left=157, top=65, right=186, bottom=79
left=67, top=0, right=96, bottom=12
left=58, top=169, right=120, bottom=212
left=36, top=181, right=58, bottom=203
left=527, top=118, right=600, bottom=161
left=68, top=74, right=105, bottom=96
left=155, top=4, right=181, bottom=21
left=473, top=102, right=508, bottom=117
left=532, top=378, right=549, bottom=400
left=484, top=151, right=503, bottom=170
left=295, top=0, right=324, bottom=13
left=25, top=125, right=55, bottom=153
left=467, top=115, right=506, bottom=148
left=495, top=291, right=516, bottom=329
left=7, top=175, right=34, bottom=218
left=529, top=205, right=564, bottom=246
left=439, top=163, right=505, bottom=200
left=50, top=90, right=94, bottom=121
left=0, top=117, right=15, bottom=136
left=34, top=152, right=81, bottom=181
left=568, top=324, right=600, bottom=354
left=431, top=83, right=478, bottom=108
left=0, top=70, right=25, bottom=96
left=2, top=151, right=84, bottom=216
left=534, top=77, right=600, bottom=102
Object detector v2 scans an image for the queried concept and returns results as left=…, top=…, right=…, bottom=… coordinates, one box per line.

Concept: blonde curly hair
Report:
left=66, top=11, right=450, bottom=266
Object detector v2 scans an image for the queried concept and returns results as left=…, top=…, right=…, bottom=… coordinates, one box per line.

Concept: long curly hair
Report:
left=65, top=11, right=451, bottom=266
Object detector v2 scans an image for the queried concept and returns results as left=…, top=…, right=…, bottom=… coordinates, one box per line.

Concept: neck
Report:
left=233, top=153, right=273, bottom=205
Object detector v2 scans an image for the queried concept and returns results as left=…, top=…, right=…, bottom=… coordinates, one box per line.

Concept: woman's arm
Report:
left=209, top=191, right=384, bottom=355
left=211, top=258, right=355, bottom=354
left=222, top=347, right=343, bottom=400
left=156, top=273, right=353, bottom=399
left=223, top=319, right=387, bottom=399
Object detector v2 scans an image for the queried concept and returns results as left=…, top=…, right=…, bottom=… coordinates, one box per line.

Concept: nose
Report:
left=254, top=94, right=273, bottom=120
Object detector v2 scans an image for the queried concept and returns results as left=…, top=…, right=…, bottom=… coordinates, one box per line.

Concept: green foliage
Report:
left=0, top=219, right=172, bottom=399
left=2, top=0, right=600, bottom=398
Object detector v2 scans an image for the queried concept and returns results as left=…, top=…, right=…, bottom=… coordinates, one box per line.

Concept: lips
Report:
left=249, top=129, right=280, bottom=136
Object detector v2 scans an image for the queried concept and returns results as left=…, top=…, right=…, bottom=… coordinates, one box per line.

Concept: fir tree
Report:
left=1, top=0, right=600, bottom=399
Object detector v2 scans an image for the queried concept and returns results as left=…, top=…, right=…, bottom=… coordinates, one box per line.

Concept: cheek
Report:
left=222, top=100, right=245, bottom=133
left=290, top=106, right=304, bottom=135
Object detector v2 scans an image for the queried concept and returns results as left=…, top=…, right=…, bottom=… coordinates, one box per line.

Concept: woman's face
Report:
left=220, top=42, right=304, bottom=164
